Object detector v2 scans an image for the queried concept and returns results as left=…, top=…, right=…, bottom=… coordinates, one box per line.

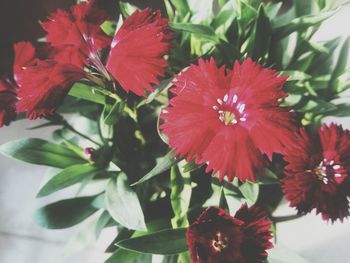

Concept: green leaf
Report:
left=212, top=1, right=236, bottom=37
left=272, top=8, right=337, bottom=40
left=105, top=248, right=151, bottom=263
left=117, top=228, right=188, bottom=255
left=69, top=83, right=106, bottom=105
left=105, top=174, right=147, bottom=231
left=131, top=150, right=178, bottom=186
left=0, top=138, right=85, bottom=169
left=170, top=164, right=191, bottom=228
left=239, top=181, right=259, bottom=206
left=329, top=37, right=350, bottom=89
left=119, top=2, right=139, bottom=17
left=169, top=0, right=190, bottom=18
left=101, top=21, right=117, bottom=36
left=169, top=22, right=219, bottom=43
left=137, top=78, right=172, bottom=108
left=37, top=164, right=97, bottom=197
left=95, top=211, right=112, bottom=238
left=103, top=100, right=125, bottom=125
left=282, top=71, right=312, bottom=81
left=252, top=5, right=272, bottom=60
left=265, top=2, right=283, bottom=19
left=34, top=196, right=98, bottom=229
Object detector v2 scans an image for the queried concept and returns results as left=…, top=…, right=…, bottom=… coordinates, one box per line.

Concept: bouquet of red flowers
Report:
left=1, top=0, right=350, bottom=262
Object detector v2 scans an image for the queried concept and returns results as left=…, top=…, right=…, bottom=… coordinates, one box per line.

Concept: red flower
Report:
left=41, top=0, right=111, bottom=67
left=282, top=124, right=350, bottom=222
left=186, top=205, right=273, bottom=263
left=106, top=8, right=172, bottom=96
left=0, top=79, right=17, bottom=127
left=161, top=58, right=296, bottom=182
left=14, top=42, right=85, bottom=119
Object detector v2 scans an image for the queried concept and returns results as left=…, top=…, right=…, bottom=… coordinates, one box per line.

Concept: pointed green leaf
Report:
left=106, top=174, right=147, bottom=231
left=117, top=228, right=188, bottom=255
left=131, top=150, right=178, bottom=186
left=329, top=37, right=350, bottom=89
left=239, top=181, right=259, bottom=206
left=0, top=138, right=85, bottom=168
left=37, top=163, right=96, bottom=197
left=69, top=83, right=106, bottom=105
left=252, top=5, right=272, bottom=60
left=34, top=196, right=98, bottom=229
left=170, top=164, right=191, bottom=228
left=105, top=248, right=151, bottom=263
left=273, top=8, right=338, bottom=40
left=169, top=22, right=219, bottom=43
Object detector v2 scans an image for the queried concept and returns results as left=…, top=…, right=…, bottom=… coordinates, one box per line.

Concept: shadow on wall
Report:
left=0, top=0, right=165, bottom=76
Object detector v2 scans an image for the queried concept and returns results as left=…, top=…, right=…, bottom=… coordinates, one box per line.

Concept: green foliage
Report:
left=0, top=138, right=85, bottom=168
left=2, top=0, right=350, bottom=262
left=105, top=174, right=147, bottom=231
left=116, top=228, right=188, bottom=255
left=37, top=163, right=97, bottom=197
left=33, top=196, right=98, bottom=229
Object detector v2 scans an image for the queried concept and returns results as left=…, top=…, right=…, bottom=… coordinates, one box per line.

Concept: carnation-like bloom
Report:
left=106, top=8, right=172, bottom=96
left=161, top=58, right=296, bottom=182
left=0, top=79, right=17, bottom=127
left=186, top=205, right=272, bottom=263
left=282, top=124, right=350, bottom=222
left=42, top=0, right=111, bottom=67
left=14, top=42, right=85, bottom=119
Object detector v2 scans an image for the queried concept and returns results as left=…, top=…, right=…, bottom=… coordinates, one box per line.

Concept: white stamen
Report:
left=329, top=160, right=334, bottom=165
left=162, top=109, right=168, bottom=114
left=217, top=99, right=223, bottom=105
left=238, top=104, right=245, bottom=113
left=323, top=177, right=329, bottom=184
left=240, top=117, right=246, bottom=122
left=218, top=110, right=224, bottom=114
left=231, top=119, right=238, bottom=124
left=233, top=94, right=238, bottom=103
left=322, top=166, right=327, bottom=171
left=333, top=165, right=341, bottom=170
left=320, top=161, right=324, bottom=166
left=335, top=173, right=342, bottom=177
left=212, top=106, right=219, bottom=110
left=223, top=94, right=228, bottom=102
left=323, top=158, right=327, bottom=162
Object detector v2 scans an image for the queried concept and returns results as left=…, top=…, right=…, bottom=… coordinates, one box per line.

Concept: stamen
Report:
left=333, top=165, right=341, bottom=170
left=238, top=104, right=245, bottom=113
left=217, top=99, right=223, bottom=105
left=233, top=94, right=238, bottom=103
left=223, top=94, right=228, bottom=102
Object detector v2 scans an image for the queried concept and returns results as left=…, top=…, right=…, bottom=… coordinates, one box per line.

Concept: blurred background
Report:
left=0, top=0, right=350, bottom=262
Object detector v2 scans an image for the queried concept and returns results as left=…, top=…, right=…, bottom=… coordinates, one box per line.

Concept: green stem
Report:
left=271, top=213, right=306, bottom=223
left=63, top=121, right=102, bottom=147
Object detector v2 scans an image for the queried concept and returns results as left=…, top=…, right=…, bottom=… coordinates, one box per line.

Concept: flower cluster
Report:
left=1, top=1, right=350, bottom=262
left=0, top=1, right=172, bottom=124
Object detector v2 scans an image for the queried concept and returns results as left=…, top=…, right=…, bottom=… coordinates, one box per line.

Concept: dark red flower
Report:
left=41, top=0, right=111, bottom=67
left=161, top=58, right=296, bottom=182
left=0, top=79, right=17, bottom=127
left=186, top=205, right=273, bottom=263
left=14, top=41, right=85, bottom=119
left=282, top=124, right=350, bottom=222
left=106, top=8, right=172, bottom=96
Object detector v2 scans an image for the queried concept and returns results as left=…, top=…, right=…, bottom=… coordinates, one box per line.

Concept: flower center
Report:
left=212, top=93, right=247, bottom=126
left=311, top=159, right=347, bottom=185
left=212, top=232, right=228, bottom=252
